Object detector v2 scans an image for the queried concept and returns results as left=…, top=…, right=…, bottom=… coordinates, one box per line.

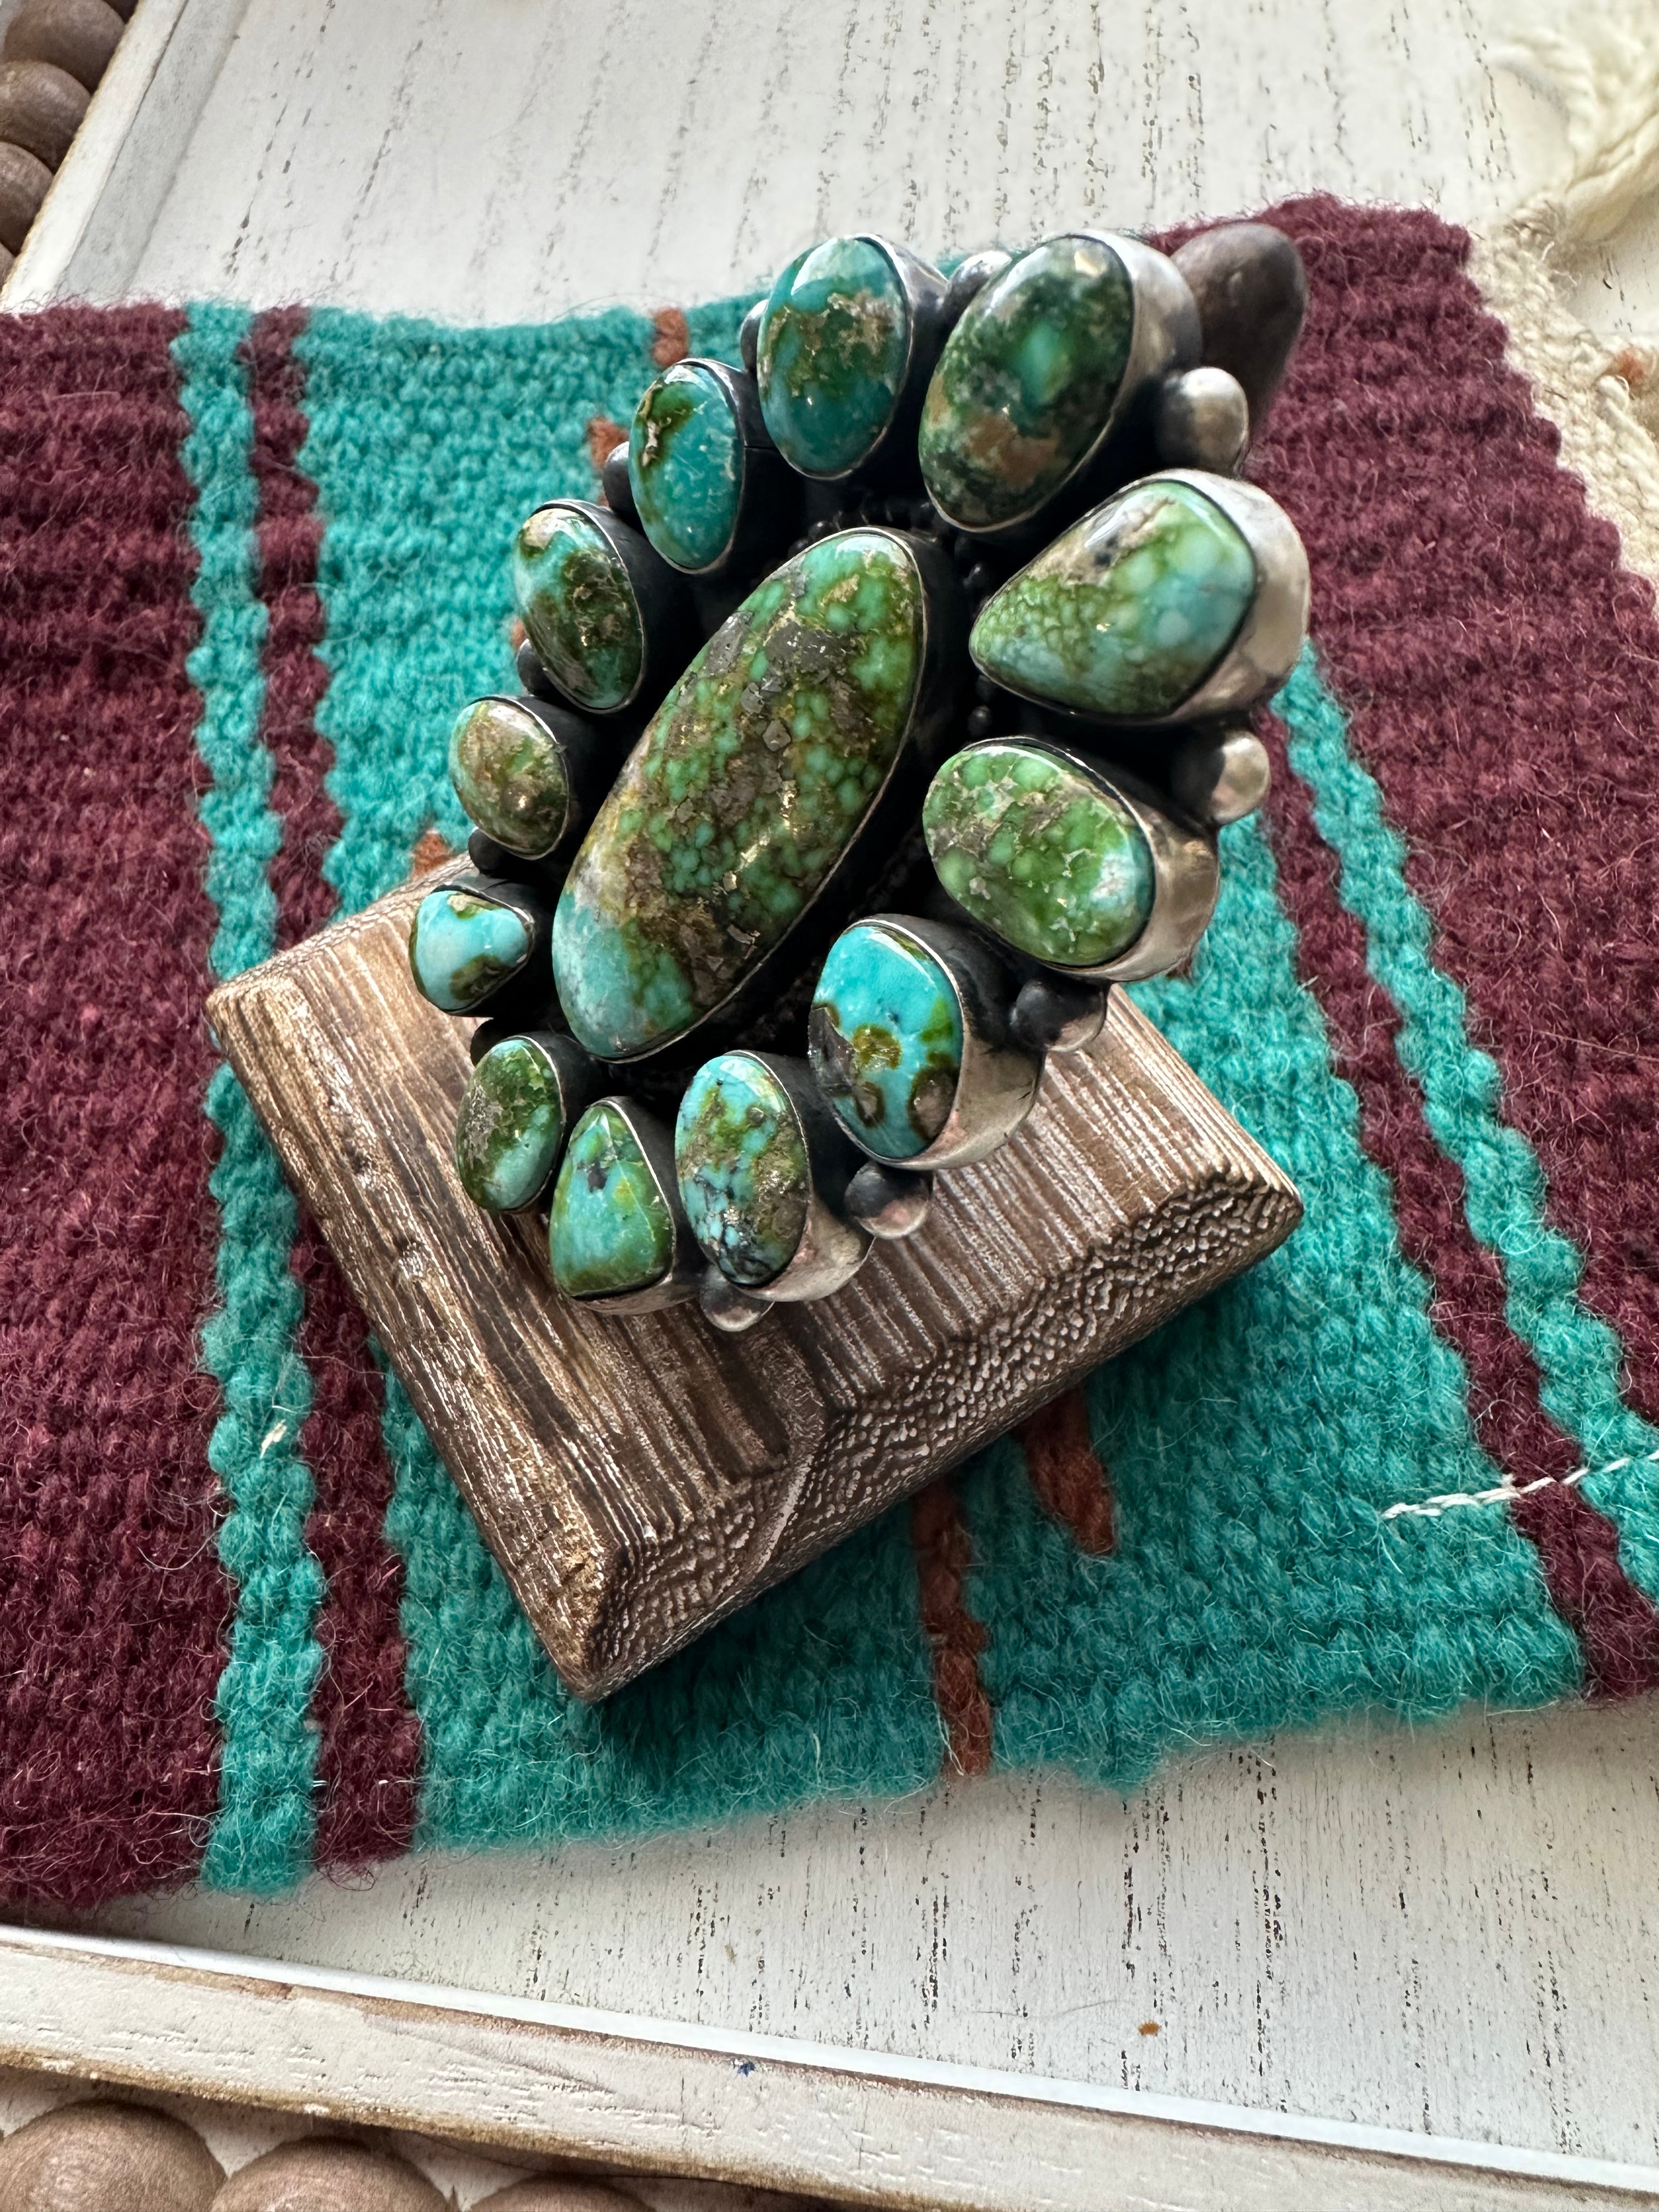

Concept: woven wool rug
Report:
left=6, top=194, right=1659, bottom=1908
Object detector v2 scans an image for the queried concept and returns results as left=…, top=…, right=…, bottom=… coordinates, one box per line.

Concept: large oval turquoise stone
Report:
left=809, top=924, right=962, bottom=1161
left=512, top=505, right=643, bottom=713
left=552, top=529, right=923, bottom=1061
left=970, top=478, right=1256, bottom=720
left=756, top=236, right=910, bottom=477
left=918, top=234, right=1135, bottom=532
left=549, top=1101, right=675, bottom=1300
left=674, top=1054, right=808, bottom=1288
left=923, top=741, right=1154, bottom=969
left=408, top=887, right=533, bottom=1013
left=629, top=363, right=743, bottom=573
left=448, top=696, right=570, bottom=857
left=454, top=1035, right=566, bottom=1211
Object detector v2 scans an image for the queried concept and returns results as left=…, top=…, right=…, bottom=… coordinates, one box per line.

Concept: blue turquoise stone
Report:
left=549, top=1102, right=675, bottom=1300
left=454, top=1036, right=566, bottom=1212
left=756, top=236, right=910, bottom=477
left=628, top=363, right=743, bottom=573
left=808, top=925, right=962, bottom=1161
left=969, top=478, right=1256, bottom=720
left=408, top=887, right=532, bottom=1013
left=552, top=529, right=923, bottom=1062
left=674, top=1054, right=808, bottom=1288
left=512, top=504, right=643, bottom=713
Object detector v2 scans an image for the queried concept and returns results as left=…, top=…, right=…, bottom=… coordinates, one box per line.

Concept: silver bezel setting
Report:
left=937, top=229, right=1201, bottom=540
left=521, top=498, right=692, bottom=721
left=1036, top=749, right=1219, bottom=985
left=458, top=1028, right=600, bottom=1214
left=1135, top=470, right=1310, bottom=725
left=757, top=234, right=948, bottom=484
left=628, top=357, right=777, bottom=583
left=811, top=913, right=1041, bottom=1172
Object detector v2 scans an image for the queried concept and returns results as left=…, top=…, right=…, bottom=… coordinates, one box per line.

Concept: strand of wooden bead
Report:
left=0, top=0, right=126, bottom=275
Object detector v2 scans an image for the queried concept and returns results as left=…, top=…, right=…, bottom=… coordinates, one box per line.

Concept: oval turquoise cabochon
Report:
left=629, top=362, right=744, bottom=574
left=674, top=1052, right=810, bottom=1288
left=756, top=235, right=911, bottom=478
left=918, top=233, right=1135, bottom=532
left=511, top=503, right=644, bottom=714
left=809, top=923, right=963, bottom=1161
left=552, top=528, right=925, bottom=1063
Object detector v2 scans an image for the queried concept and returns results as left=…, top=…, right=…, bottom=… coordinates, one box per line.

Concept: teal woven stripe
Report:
left=1276, top=648, right=1659, bottom=1586
left=961, top=800, right=1582, bottom=1787
left=300, top=304, right=938, bottom=1852
left=174, top=304, right=325, bottom=1892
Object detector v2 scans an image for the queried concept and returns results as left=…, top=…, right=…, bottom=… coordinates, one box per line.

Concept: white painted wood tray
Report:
left=6, top=1, right=1659, bottom=2204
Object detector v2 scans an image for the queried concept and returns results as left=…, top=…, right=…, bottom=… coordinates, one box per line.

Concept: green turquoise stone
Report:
left=408, top=887, right=532, bottom=1012
left=918, top=234, right=1135, bottom=531
left=552, top=529, right=923, bottom=1061
left=970, top=478, right=1256, bottom=720
left=549, top=1102, right=675, bottom=1300
left=454, top=1036, right=566, bottom=1211
left=448, top=696, right=570, bottom=857
left=922, top=741, right=1154, bottom=969
left=756, top=236, right=910, bottom=477
left=512, top=504, right=643, bottom=713
left=629, top=363, right=742, bottom=573
left=809, top=924, right=962, bottom=1161
left=674, top=1053, right=808, bottom=1288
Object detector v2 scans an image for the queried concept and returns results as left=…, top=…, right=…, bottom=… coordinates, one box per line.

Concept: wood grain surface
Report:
left=207, top=867, right=1298, bottom=1697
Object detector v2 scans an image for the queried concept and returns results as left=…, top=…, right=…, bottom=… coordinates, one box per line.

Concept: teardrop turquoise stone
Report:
left=923, top=741, right=1154, bottom=969
left=629, top=363, right=743, bottom=573
left=408, top=887, right=532, bottom=1013
left=549, top=1102, right=675, bottom=1300
left=448, top=696, right=570, bottom=857
left=674, top=1053, right=808, bottom=1288
left=969, top=478, right=1256, bottom=719
left=756, top=236, right=910, bottom=477
left=809, top=924, right=962, bottom=1161
left=512, top=505, right=643, bottom=713
left=919, top=234, right=1135, bottom=531
left=454, top=1035, right=566, bottom=1211
left=552, top=529, right=923, bottom=1062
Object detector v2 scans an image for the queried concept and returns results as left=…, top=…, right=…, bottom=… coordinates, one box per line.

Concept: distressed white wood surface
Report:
left=37, top=0, right=1659, bottom=2189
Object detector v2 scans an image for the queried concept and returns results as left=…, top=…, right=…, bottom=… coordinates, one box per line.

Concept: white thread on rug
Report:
left=1381, top=1447, right=1659, bottom=1524
left=1470, top=1, right=1659, bottom=592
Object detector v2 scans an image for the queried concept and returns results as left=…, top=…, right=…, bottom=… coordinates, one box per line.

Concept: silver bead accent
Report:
left=1169, top=723, right=1273, bottom=826
left=698, top=1265, right=770, bottom=1333
left=1153, top=365, right=1250, bottom=475
left=844, top=1161, right=934, bottom=1240
left=1010, top=975, right=1107, bottom=1056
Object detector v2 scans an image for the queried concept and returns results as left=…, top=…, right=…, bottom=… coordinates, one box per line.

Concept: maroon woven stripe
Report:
left=1260, top=721, right=1659, bottom=1696
left=0, top=308, right=230, bottom=1904
left=245, top=307, right=420, bottom=1867
left=1251, top=198, right=1659, bottom=1437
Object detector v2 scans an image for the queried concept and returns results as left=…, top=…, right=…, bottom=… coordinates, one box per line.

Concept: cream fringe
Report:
left=1469, top=4, right=1659, bottom=588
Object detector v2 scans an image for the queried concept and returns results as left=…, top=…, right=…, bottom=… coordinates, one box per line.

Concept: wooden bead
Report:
left=210, top=2138, right=446, bottom=2212
left=618, top=2185, right=839, bottom=2210
left=3, top=0, right=124, bottom=94
left=0, top=139, right=53, bottom=252
left=1171, top=221, right=1308, bottom=436
left=0, top=59, right=87, bottom=169
left=0, top=2100, right=223, bottom=2211
left=0, top=243, right=15, bottom=284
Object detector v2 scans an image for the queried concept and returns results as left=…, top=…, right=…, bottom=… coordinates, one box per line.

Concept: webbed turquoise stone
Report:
left=918, top=234, right=1135, bottom=531
left=629, top=363, right=742, bottom=573
left=674, top=1053, right=808, bottom=1288
left=549, top=1102, right=675, bottom=1299
left=923, top=741, right=1154, bottom=969
left=408, top=887, right=532, bottom=1012
left=809, top=925, right=962, bottom=1161
left=454, top=1036, right=565, bottom=1211
left=552, top=529, right=923, bottom=1062
left=512, top=505, right=643, bottom=713
left=448, top=696, right=570, bottom=857
left=970, top=478, right=1256, bottom=720
left=756, top=236, right=910, bottom=477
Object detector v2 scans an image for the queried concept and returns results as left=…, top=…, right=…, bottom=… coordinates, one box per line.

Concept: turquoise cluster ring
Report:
left=407, top=219, right=1312, bottom=1329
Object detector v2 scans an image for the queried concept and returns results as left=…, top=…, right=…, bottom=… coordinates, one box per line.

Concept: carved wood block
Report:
left=207, top=871, right=1301, bottom=1700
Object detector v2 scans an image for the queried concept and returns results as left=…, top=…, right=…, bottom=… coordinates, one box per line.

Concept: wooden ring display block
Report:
left=207, top=867, right=1302, bottom=1701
